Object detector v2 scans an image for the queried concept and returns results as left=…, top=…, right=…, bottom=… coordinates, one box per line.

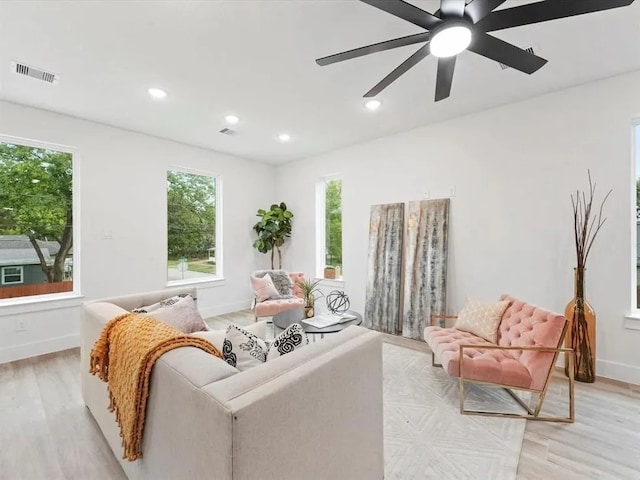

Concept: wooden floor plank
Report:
left=31, top=350, right=125, bottom=480
left=0, top=358, right=66, bottom=479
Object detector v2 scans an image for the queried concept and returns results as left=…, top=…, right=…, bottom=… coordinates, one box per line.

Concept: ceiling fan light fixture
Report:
left=430, top=23, right=472, bottom=58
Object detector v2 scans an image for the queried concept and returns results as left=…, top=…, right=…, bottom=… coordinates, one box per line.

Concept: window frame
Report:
left=166, top=166, right=223, bottom=287
left=315, top=174, right=343, bottom=281
left=631, top=120, right=640, bottom=317
left=1, top=266, right=24, bottom=285
left=0, top=134, right=81, bottom=305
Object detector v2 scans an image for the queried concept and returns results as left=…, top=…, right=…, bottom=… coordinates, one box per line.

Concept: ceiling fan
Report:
left=315, top=0, right=636, bottom=102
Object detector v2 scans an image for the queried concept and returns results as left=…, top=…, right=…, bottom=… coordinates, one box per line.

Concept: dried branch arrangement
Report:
left=571, top=170, right=612, bottom=270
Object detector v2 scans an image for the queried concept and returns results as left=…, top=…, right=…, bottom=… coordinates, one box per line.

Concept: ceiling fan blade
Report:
left=434, top=57, right=456, bottom=102
left=468, top=32, right=547, bottom=74
left=364, top=43, right=431, bottom=97
left=464, top=0, right=507, bottom=23
left=360, top=0, right=442, bottom=31
left=477, top=0, right=635, bottom=32
left=316, top=32, right=430, bottom=66
left=440, top=0, right=466, bottom=18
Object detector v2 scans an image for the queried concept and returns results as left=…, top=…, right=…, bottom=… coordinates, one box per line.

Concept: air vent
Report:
left=219, top=128, right=238, bottom=136
left=11, top=61, right=59, bottom=84
left=499, top=46, right=538, bottom=70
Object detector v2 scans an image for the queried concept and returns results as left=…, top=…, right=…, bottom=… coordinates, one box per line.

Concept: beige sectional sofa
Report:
left=80, top=287, right=384, bottom=480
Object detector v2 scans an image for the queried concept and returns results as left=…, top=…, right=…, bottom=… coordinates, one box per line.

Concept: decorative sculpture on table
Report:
left=326, top=290, right=350, bottom=314
left=564, top=170, right=611, bottom=383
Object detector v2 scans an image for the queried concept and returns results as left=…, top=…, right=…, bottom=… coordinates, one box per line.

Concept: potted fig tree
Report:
left=252, top=202, right=293, bottom=269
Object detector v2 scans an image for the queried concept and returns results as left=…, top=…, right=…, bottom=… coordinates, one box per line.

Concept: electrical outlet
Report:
left=15, top=318, right=28, bottom=331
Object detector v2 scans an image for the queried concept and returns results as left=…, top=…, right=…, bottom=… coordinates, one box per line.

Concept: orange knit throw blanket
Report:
left=89, top=313, right=222, bottom=461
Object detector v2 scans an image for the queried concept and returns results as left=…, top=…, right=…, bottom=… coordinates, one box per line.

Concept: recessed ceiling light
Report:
left=224, top=115, right=240, bottom=125
left=148, top=87, right=167, bottom=99
left=278, top=133, right=291, bottom=143
left=430, top=22, right=472, bottom=58
left=365, top=99, right=381, bottom=111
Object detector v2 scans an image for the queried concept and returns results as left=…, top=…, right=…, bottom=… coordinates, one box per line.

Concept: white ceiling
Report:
left=1, top=1, right=640, bottom=164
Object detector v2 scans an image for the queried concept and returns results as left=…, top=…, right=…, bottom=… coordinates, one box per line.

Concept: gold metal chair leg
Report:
left=459, top=378, right=574, bottom=423
left=504, top=388, right=535, bottom=416
left=431, top=353, right=442, bottom=368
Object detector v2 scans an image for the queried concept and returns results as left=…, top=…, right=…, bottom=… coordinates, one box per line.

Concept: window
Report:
left=635, top=123, right=640, bottom=308
left=1, top=266, right=23, bottom=285
left=0, top=138, right=75, bottom=300
left=167, top=169, right=221, bottom=283
left=316, top=177, right=342, bottom=280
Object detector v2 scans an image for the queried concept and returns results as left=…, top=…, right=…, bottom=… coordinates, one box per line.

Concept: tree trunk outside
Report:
left=28, top=234, right=53, bottom=283
left=53, top=210, right=73, bottom=282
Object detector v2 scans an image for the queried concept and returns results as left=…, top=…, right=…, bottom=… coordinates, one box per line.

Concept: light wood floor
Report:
left=1, top=311, right=638, bottom=479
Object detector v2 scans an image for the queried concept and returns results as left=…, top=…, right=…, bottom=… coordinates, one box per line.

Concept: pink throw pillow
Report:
left=251, top=274, right=280, bottom=302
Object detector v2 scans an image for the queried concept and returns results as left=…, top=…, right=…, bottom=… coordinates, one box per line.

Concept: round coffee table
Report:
left=273, top=308, right=362, bottom=338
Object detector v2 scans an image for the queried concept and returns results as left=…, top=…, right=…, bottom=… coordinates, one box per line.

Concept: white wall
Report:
left=276, top=70, right=640, bottom=384
left=0, top=100, right=275, bottom=363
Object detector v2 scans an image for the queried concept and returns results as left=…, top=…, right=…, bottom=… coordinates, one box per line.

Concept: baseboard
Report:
left=200, top=300, right=252, bottom=319
left=0, top=333, right=80, bottom=365
left=596, top=359, right=640, bottom=386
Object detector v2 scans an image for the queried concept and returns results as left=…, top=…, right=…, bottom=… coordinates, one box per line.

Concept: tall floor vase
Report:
left=564, top=267, right=596, bottom=383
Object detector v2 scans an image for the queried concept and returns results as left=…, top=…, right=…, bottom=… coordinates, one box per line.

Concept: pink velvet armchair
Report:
left=424, top=294, right=575, bottom=422
left=251, top=270, right=305, bottom=321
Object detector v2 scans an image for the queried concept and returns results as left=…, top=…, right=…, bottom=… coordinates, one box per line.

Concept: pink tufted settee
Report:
left=252, top=271, right=305, bottom=320
left=424, top=294, right=575, bottom=422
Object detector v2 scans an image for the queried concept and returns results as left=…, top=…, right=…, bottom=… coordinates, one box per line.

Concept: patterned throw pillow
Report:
left=267, top=323, right=309, bottom=361
left=191, top=321, right=266, bottom=351
left=223, top=325, right=269, bottom=371
left=222, top=323, right=309, bottom=371
left=133, top=294, right=208, bottom=334
left=454, top=298, right=510, bottom=343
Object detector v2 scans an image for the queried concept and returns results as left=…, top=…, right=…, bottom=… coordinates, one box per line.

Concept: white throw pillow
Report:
left=191, top=321, right=266, bottom=351
left=266, top=323, right=309, bottom=361
left=222, top=323, right=309, bottom=371
left=454, top=298, right=509, bottom=343
left=133, top=294, right=207, bottom=334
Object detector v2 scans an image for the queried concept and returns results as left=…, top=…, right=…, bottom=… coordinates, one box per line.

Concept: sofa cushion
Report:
left=497, top=295, right=566, bottom=391
left=424, top=326, right=533, bottom=389
left=251, top=274, right=281, bottom=302
left=254, top=297, right=304, bottom=317
left=133, top=294, right=208, bottom=334
left=454, top=298, right=510, bottom=343
left=267, top=323, right=309, bottom=361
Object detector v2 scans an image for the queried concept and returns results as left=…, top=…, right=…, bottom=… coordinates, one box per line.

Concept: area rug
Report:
left=383, top=343, right=526, bottom=480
